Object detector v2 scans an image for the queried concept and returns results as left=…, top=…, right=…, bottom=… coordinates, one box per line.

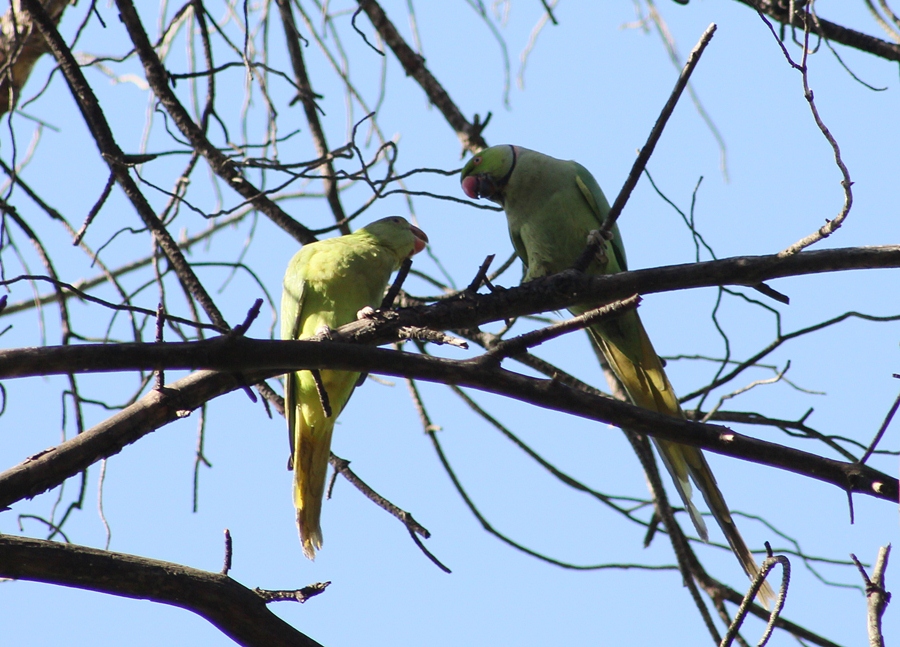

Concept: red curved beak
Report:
left=461, top=173, right=502, bottom=203
left=410, top=224, right=428, bottom=255
left=461, top=175, right=480, bottom=199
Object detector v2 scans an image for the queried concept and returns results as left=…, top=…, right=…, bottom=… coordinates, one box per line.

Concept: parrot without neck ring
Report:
left=281, top=216, right=428, bottom=560
left=461, top=145, right=773, bottom=605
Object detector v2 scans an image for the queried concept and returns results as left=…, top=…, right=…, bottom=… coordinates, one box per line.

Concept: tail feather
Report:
left=688, top=450, right=776, bottom=606
left=650, top=437, right=709, bottom=541
left=587, top=319, right=709, bottom=534
left=586, top=312, right=774, bottom=606
left=286, top=366, right=357, bottom=560
left=292, top=415, right=335, bottom=560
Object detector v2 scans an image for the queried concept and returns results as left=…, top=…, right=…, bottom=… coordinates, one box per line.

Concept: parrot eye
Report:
left=473, top=156, right=482, bottom=165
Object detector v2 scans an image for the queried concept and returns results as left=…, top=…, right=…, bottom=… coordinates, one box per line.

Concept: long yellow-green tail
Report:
left=292, top=413, right=335, bottom=560
left=587, top=309, right=775, bottom=606
left=286, top=366, right=358, bottom=560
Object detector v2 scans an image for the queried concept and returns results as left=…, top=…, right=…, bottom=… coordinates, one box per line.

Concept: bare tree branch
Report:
left=599, top=23, right=716, bottom=239
left=0, top=369, right=244, bottom=509
left=274, top=0, right=350, bottom=234
left=20, top=0, right=230, bottom=330
left=851, top=545, right=892, bottom=647
left=0, top=335, right=894, bottom=510
left=0, top=4, right=895, bottom=645
left=0, top=534, right=324, bottom=647
left=732, top=0, right=900, bottom=62
left=0, top=0, right=70, bottom=116
left=112, top=0, right=316, bottom=245
left=354, top=0, right=489, bottom=154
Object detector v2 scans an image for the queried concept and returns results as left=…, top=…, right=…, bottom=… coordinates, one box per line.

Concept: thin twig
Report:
left=328, top=452, right=450, bottom=572
left=720, top=551, right=790, bottom=647
left=113, top=0, right=316, bottom=245
left=21, top=0, right=231, bottom=331
left=274, top=0, right=350, bottom=234
left=255, top=581, right=331, bottom=604
left=598, top=23, right=717, bottom=240
left=309, top=369, right=332, bottom=417
left=154, top=302, right=165, bottom=390
left=0, top=275, right=224, bottom=332
left=540, top=0, right=559, bottom=25
left=230, top=299, right=264, bottom=337
left=222, top=529, right=232, bottom=575
left=380, top=257, right=412, bottom=309
left=485, top=295, right=641, bottom=362
left=396, top=326, right=468, bottom=348
left=466, top=254, right=495, bottom=292
left=851, top=545, right=892, bottom=647
left=735, top=0, right=900, bottom=62
left=754, top=7, right=854, bottom=255
left=73, top=171, right=115, bottom=245
left=355, top=0, right=489, bottom=153
left=626, top=431, right=723, bottom=644
left=860, top=375, right=900, bottom=464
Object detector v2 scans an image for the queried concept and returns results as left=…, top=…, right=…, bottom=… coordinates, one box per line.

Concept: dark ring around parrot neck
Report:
left=497, top=144, right=517, bottom=189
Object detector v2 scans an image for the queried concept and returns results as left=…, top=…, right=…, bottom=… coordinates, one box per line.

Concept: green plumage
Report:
left=461, top=145, right=773, bottom=604
left=281, top=216, right=427, bottom=559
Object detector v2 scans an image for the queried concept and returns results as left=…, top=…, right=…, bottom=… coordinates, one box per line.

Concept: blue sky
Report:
left=1, top=2, right=897, bottom=645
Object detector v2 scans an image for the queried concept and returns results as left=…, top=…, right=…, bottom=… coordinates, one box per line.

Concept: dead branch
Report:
left=732, top=0, right=900, bottom=62
left=354, top=0, right=489, bottom=154
left=0, top=335, right=894, bottom=510
left=0, top=534, right=324, bottom=647
left=112, top=0, right=316, bottom=245
left=0, top=0, right=70, bottom=115
left=20, top=0, right=229, bottom=331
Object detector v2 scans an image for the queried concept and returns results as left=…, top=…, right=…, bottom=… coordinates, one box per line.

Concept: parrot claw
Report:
left=586, top=230, right=609, bottom=267
left=356, top=306, right=377, bottom=320
left=314, top=324, right=334, bottom=340
left=586, top=229, right=607, bottom=245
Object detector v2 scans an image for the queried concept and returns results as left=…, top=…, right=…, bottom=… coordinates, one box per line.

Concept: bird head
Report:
left=460, top=145, right=517, bottom=206
left=362, top=216, right=428, bottom=258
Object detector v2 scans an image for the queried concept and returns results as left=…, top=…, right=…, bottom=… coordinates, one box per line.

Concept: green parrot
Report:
left=281, top=216, right=428, bottom=560
left=461, top=145, right=773, bottom=604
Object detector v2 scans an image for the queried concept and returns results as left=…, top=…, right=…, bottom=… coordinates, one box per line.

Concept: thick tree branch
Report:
left=1, top=245, right=898, bottom=508
left=3, top=244, right=898, bottom=375
left=0, top=369, right=246, bottom=509
left=0, top=334, right=894, bottom=510
left=317, top=244, right=899, bottom=348
left=734, top=0, right=900, bottom=62
left=8, top=245, right=893, bottom=357
left=0, top=534, right=324, bottom=647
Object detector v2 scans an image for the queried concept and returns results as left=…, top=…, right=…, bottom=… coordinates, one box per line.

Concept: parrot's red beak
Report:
left=461, top=174, right=502, bottom=204
left=410, top=224, right=428, bottom=255
left=461, top=175, right=480, bottom=199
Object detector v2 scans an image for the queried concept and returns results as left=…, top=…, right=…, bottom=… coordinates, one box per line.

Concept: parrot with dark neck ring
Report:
left=461, top=145, right=773, bottom=605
